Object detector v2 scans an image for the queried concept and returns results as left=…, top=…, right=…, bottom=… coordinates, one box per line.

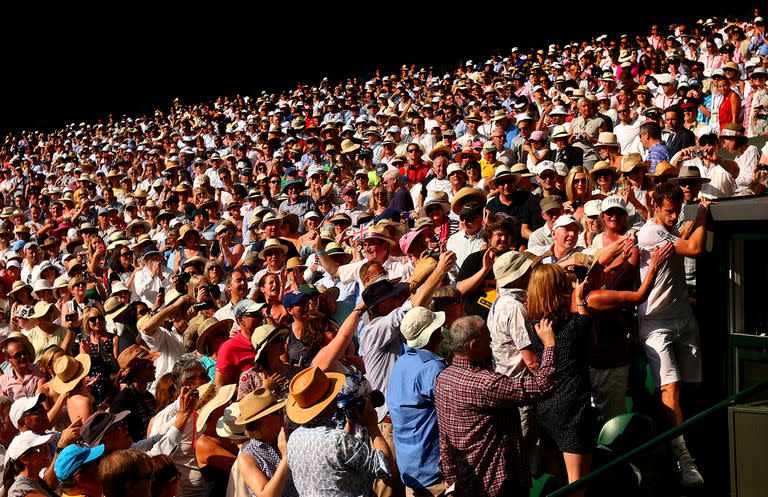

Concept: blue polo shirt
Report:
left=385, top=345, right=446, bottom=489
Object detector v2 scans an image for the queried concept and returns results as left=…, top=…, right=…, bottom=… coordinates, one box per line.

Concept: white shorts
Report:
left=639, top=315, right=702, bottom=388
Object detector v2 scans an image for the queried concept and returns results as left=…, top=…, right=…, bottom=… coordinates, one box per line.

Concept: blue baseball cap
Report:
left=54, top=444, right=105, bottom=481
left=282, top=291, right=309, bottom=309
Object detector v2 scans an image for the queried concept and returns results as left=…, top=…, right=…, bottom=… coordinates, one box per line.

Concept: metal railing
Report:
left=547, top=377, right=768, bottom=497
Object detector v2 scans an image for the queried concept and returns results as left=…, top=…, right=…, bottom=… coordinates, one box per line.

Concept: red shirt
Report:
left=215, top=332, right=255, bottom=380
left=400, top=163, right=430, bottom=184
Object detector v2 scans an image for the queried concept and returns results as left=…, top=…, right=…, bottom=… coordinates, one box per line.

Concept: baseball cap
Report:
left=233, top=299, right=266, bottom=318
left=539, top=195, right=563, bottom=213
left=54, top=443, right=106, bottom=481
left=536, top=161, right=557, bottom=176
left=10, top=393, right=46, bottom=429
left=80, top=410, right=131, bottom=447
left=601, top=195, right=628, bottom=213
left=5, top=431, right=53, bottom=462
left=282, top=291, right=309, bottom=309
left=552, top=214, right=583, bottom=232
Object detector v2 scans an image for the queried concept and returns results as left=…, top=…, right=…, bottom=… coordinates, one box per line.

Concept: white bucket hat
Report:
left=493, top=251, right=533, bottom=289
left=400, top=307, right=446, bottom=349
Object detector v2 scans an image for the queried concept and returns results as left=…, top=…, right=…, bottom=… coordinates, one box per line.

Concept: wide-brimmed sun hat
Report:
left=51, top=354, right=91, bottom=395
left=286, top=367, right=346, bottom=424
left=400, top=307, right=445, bottom=349
left=236, top=388, right=287, bottom=425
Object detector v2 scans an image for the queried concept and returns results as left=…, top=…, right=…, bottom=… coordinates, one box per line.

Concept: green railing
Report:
left=547, top=376, right=768, bottom=497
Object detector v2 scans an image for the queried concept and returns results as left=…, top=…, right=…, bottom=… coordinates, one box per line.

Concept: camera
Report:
left=692, top=149, right=706, bottom=158
left=202, top=283, right=221, bottom=300
left=65, top=313, right=77, bottom=323
left=176, top=272, right=192, bottom=292
left=192, top=301, right=215, bottom=311
left=757, top=163, right=768, bottom=172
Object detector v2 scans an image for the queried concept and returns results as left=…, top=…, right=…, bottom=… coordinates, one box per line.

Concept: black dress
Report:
left=531, top=312, right=595, bottom=453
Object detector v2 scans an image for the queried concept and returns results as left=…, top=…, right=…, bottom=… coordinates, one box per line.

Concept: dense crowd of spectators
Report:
left=0, top=10, right=766, bottom=497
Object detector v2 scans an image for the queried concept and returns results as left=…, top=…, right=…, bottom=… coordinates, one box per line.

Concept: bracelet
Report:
left=316, top=250, right=326, bottom=256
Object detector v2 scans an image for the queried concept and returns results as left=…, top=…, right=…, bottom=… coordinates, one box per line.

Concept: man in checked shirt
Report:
left=435, top=315, right=557, bottom=497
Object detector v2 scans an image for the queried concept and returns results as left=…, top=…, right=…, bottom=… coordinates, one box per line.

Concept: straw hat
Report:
left=649, top=161, right=679, bottom=179
left=361, top=225, right=396, bottom=246
left=620, top=153, right=650, bottom=174
left=258, top=212, right=282, bottom=229
left=324, top=242, right=352, bottom=264
left=450, top=187, right=487, bottom=214
left=196, top=318, right=233, bottom=355
left=51, top=354, right=91, bottom=395
left=250, top=324, right=289, bottom=363
left=29, top=301, right=56, bottom=321
left=195, top=383, right=237, bottom=433
left=258, top=239, right=289, bottom=260
left=488, top=165, right=520, bottom=189
left=235, top=388, right=287, bottom=425
left=590, top=161, right=618, bottom=180
left=454, top=147, right=480, bottom=162
left=286, top=367, right=346, bottom=424
left=595, top=132, right=620, bottom=148
left=428, top=143, right=452, bottom=160
left=8, top=280, right=33, bottom=298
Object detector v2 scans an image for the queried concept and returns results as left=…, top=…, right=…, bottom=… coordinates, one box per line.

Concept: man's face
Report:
left=578, top=100, right=592, bottom=118
left=542, top=207, right=563, bottom=227
left=617, top=106, right=631, bottom=123
left=362, top=239, right=388, bottom=262
left=19, top=401, right=50, bottom=433
left=516, top=120, right=532, bottom=139
left=433, top=157, right=448, bottom=179
left=538, top=170, right=557, bottom=192
left=489, top=229, right=511, bottom=253
left=553, top=224, right=579, bottom=250
left=6, top=341, right=30, bottom=373
left=461, top=212, right=483, bottom=235
left=656, top=198, right=681, bottom=229
left=229, top=271, right=248, bottom=298
left=103, top=419, right=134, bottom=451
left=383, top=175, right=398, bottom=193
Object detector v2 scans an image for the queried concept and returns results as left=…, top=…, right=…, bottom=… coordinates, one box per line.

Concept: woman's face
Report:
left=573, top=173, right=588, bottom=195
left=260, top=275, right=280, bottom=298
left=603, top=209, right=627, bottom=232
left=87, top=313, right=106, bottom=332
left=305, top=218, right=319, bottom=231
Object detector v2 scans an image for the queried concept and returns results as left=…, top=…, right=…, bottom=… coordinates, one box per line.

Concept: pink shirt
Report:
left=0, top=364, right=43, bottom=401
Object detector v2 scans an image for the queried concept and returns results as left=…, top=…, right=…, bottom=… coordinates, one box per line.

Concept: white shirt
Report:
left=149, top=399, right=208, bottom=497
left=487, top=288, right=532, bottom=378
left=733, top=145, right=760, bottom=192
left=132, top=265, right=173, bottom=306
left=214, top=302, right=239, bottom=333
left=527, top=224, right=553, bottom=255
left=637, top=219, right=690, bottom=321
left=614, top=120, right=642, bottom=155
left=337, top=256, right=412, bottom=289
left=140, top=326, right=184, bottom=394
left=683, top=158, right=736, bottom=199
left=446, top=229, right=485, bottom=281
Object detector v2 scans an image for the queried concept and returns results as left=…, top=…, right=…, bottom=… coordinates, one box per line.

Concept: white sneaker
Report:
left=677, top=455, right=704, bottom=487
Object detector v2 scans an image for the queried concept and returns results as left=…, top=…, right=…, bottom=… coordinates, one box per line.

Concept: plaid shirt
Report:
left=434, top=348, right=556, bottom=497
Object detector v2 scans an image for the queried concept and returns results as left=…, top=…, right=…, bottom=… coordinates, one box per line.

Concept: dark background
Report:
left=0, top=2, right=760, bottom=135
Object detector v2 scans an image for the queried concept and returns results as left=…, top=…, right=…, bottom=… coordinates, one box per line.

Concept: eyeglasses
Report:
left=573, top=178, right=588, bottom=184
left=88, top=316, right=106, bottom=323
left=459, top=215, right=481, bottom=223
left=136, top=308, right=149, bottom=316
left=604, top=209, right=627, bottom=217
left=8, top=351, right=28, bottom=360
left=192, top=372, right=210, bottom=381
left=269, top=180, right=280, bottom=184
left=407, top=149, right=419, bottom=153
left=120, top=252, right=131, bottom=257
left=73, top=282, right=87, bottom=288
left=678, top=179, right=698, bottom=187
left=539, top=173, right=556, bottom=180
left=24, top=446, right=48, bottom=457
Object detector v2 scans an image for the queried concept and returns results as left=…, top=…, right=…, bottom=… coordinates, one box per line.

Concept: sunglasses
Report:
left=539, top=173, right=556, bottom=180
left=89, top=316, right=106, bottom=323
left=573, top=178, right=588, bottom=184
left=269, top=180, right=280, bottom=184
left=459, top=215, right=482, bottom=223
left=73, top=282, right=87, bottom=288
left=677, top=179, right=699, bottom=187
left=407, top=149, right=419, bottom=153
left=8, top=350, right=28, bottom=360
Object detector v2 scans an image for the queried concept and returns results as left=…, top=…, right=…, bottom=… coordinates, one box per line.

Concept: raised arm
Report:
left=674, top=198, right=711, bottom=257
left=312, top=302, right=365, bottom=371
left=411, top=251, right=456, bottom=308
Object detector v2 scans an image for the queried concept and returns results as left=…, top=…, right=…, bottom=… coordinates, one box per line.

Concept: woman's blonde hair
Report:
left=564, top=166, right=593, bottom=202
left=368, top=186, right=388, bottom=213
left=527, top=264, right=572, bottom=321
left=80, top=307, right=104, bottom=335
left=36, top=345, right=65, bottom=378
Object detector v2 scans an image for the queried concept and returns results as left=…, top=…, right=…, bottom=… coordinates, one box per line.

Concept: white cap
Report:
left=601, top=195, right=628, bottom=213
left=515, top=113, right=533, bottom=124
left=6, top=260, right=20, bottom=269
left=6, top=430, right=53, bottom=462
left=536, top=161, right=557, bottom=176
left=584, top=200, right=603, bottom=217
left=554, top=162, right=569, bottom=177
left=10, top=394, right=46, bottom=429
left=552, top=214, right=583, bottom=232
left=446, top=164, right=466, bottom=177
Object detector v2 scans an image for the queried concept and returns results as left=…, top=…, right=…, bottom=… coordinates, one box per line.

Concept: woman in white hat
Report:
left=235, top=388, right=298, bottom=497
left=36, top=345, right=71, bottom=431
left=1, top=431, right=57, bottom=497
